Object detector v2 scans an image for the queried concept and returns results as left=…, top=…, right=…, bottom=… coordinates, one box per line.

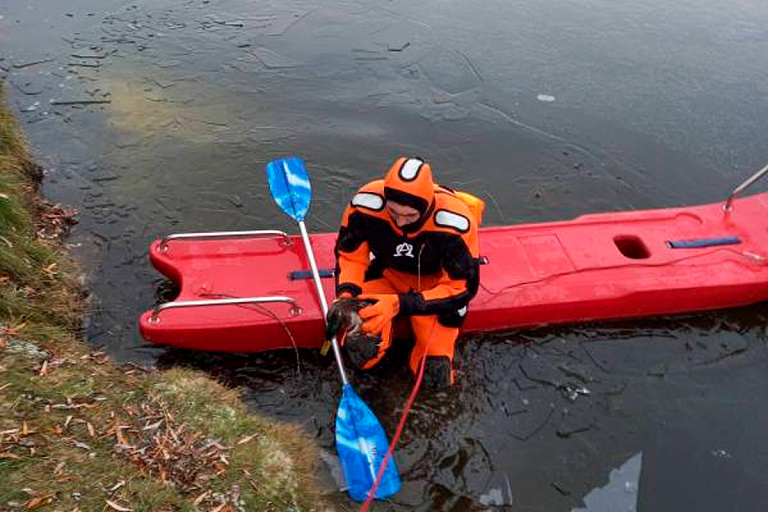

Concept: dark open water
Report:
left=2, top=0, right=767, bottom=509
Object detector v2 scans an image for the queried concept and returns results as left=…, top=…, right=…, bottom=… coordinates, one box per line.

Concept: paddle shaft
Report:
left=266, top=158, right=400, bottom=500
left=298, top=220, right=349, bottom=385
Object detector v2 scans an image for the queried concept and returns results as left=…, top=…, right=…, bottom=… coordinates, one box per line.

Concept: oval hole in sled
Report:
left=614, top=235, right=651, bottom=259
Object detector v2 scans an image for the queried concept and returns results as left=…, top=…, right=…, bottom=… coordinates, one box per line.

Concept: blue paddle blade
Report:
left=266, top=157, right=312, bottom=222
left=336, top=383, right=401, bottom=501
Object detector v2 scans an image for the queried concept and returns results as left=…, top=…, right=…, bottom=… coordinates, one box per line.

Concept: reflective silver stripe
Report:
left=352, top=192, right=384, bottom=211
left=457, top=306, right=467, bottom=317
left=399, top=158, right=423, bottom=180
left=435, top=209, right=470, bottom=232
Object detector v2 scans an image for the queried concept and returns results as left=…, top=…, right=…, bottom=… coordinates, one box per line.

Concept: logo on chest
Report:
left=394, top=242, right=415, bottom=258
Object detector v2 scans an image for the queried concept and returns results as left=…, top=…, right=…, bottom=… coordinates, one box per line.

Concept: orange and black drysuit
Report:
left=334, top=157, right=481, bottom=388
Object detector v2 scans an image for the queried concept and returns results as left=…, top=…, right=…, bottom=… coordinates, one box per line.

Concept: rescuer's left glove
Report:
left=357, top=294, right=400, bottom=336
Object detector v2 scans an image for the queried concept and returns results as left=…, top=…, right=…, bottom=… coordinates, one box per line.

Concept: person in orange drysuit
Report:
left=332, top=156, right=481, bottom=389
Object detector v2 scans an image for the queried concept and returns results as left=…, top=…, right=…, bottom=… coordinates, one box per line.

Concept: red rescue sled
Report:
left=139, top=173, right=768, bottom=353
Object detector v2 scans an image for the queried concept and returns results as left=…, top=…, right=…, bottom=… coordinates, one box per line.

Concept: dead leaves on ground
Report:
left=37, top=202, right=77, bottom=241
left=24, top=492, right=56, bottom=510
left=80, top=350, right=110, bottom=366
left=1, top=394, right=263, bottom=511
left=0, top=320, right=29, bottom=351
left=40, top=263, right=58, bottom=279
left=0, top=421, right=39, bottom=458
left=112, top=404, right=239, bottom=493
left=2, top=340, right=267, bottom=512
left=4, top=321, right=28, bottom=337
left=106, top=402, right=262, bottom=511
left=105, top=498, right=133, bottom=511
left=1, top=321, right=27, bottom=349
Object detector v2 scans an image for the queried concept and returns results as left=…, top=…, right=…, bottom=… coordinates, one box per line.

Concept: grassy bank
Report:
left=0, top=85, right=329, bottom=512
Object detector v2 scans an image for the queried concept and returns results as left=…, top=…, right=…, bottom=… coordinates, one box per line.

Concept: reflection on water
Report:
left=3, top=0, right=768, bottom=509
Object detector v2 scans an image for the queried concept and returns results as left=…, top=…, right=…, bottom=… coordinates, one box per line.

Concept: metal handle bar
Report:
left=724, top=163, right=768, bottom=212
left=149, top=296, right=301, bottom=324
left=158, top=230, right=292, bottom=252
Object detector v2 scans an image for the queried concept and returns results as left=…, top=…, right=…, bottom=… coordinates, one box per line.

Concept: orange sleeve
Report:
left=420, top=272, right=469, bottom=303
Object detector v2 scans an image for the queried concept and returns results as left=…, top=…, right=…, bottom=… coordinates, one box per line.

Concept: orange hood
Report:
left=383, top=157, right=435, bottom=217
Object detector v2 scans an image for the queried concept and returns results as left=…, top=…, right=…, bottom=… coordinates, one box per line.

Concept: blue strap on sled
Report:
left=666, top=236, right=741, bottom=249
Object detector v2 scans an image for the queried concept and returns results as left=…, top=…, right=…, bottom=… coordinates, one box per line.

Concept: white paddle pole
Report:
left=298, top=220, right=349, bottom=385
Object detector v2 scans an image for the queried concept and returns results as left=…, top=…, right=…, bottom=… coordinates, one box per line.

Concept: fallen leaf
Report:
left=193, top=491, right=210, bottom=506
left=210, top=440, right=227, bottom=450
left=71, top=440, right=91, bottom=450
left=87, top=422, right=95, bottom=438
left=3, top=321, right=27, bottom=337
left=236, top=433, right=259, bottom=445
left=53, top=461, right=66, bottom=475
left=21, top=422, right=35, bottom=436
left=25, top=493, right=55, bottom=510
left=41, top=263, right=58, bottom=278
left=105, top=499, right=132, bottom=511
left=38, top=360, right=49, bottom=376
left=0, top=452, right=20, bottom=460
left=115, top=428, right=130, bottom=447
left=142, top=419, right=163, bottom=431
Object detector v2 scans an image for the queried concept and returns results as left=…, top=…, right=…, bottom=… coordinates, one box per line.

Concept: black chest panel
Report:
left=364, top=215, right=445, bottom=276
left=336, top=208, right=480, bottom=310
left=337, top=208, right=478, bottom=288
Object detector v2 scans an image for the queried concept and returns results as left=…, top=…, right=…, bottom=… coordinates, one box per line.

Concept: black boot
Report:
left=423, top=356, right=452, bottom=390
